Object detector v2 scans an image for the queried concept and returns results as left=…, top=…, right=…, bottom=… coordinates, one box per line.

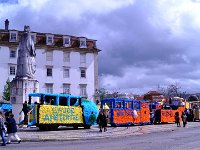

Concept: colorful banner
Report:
left=39, top=105, right=84, bottom=124
left=160, top=106, right=185, bottom=122
left=113, top=109, right=135, bottom=124
left=113, top=109, right=150, bottom=124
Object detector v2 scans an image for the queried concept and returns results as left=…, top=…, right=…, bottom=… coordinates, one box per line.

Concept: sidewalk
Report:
left=15, top=122, right=200, bottom=142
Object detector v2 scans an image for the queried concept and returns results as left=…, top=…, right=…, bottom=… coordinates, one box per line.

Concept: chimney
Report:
left=5, top=19, right=9, bottom=31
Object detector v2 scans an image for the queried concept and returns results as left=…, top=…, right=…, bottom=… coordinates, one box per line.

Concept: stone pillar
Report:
left=10, top=77, right=39, bottom=123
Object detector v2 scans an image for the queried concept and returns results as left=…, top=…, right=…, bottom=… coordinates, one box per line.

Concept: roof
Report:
left=146, top=91, right=162, bottom=95
left=0, top=103, right=12, bottom=111
left=28, top=92, right=81, bottom=99
left=0, top=29, right=99, bottom=52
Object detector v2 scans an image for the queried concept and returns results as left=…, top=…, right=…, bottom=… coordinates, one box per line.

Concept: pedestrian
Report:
left=0, top=111, right=6, bottom=146
left=175, top=111, right=180, bottom=127
left=150, top=112, right=155, bottom=125
left=22, top=101, right=29, bottom=124
left=97, top=110, right=103, bottom=132
left=182, top=109, right=187, bottom=127
left=6, top=113, right=21, bottom=144
left=102, top=110, right=108, bottom=132
left=4, top=111, right=10, bottom=137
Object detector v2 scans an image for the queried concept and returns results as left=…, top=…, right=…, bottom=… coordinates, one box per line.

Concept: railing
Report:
left=19, top=105, right=35, bottom=126
left=27, top=104, right=38, bottom=126
left=27, top=107, right=34, bottom=124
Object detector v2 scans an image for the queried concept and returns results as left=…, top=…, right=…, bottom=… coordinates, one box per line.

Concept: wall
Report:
left=0, top=46, right=98, bottom=102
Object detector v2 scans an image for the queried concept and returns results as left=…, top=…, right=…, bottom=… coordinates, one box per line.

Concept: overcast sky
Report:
left=1, top=0, right=200, bottom=95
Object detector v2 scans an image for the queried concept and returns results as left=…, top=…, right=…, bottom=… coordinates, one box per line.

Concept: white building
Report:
left=0, top=20, right=99, bottom=102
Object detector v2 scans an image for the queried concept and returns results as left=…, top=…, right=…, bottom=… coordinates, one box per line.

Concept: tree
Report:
left=2, top=78, right=10, bottom=101
left=157, top=82, right=186, bottom=98
left=98, top=88, right=108, bottom=100
left=157, top=84, right=167, bottom=96
left=166, top=83, right=181, bottom=97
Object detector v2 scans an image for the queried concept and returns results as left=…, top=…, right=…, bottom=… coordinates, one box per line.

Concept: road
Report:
left=2, top=126, right=200, bottom=150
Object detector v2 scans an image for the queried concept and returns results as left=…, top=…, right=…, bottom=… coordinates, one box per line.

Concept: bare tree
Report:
left=157, top=82, right=185, bottom=97
left=166, top=83, right=181, bottom=97
left=157, top=84, right=167, bottom=96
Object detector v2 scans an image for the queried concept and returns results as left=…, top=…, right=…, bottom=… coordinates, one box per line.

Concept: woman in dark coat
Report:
left=97, top=110, right=104, bottom=132
left=175, top=111, right=180, bottom=127
left=97, top=110, right=108, bottom=132
left=102, top=112, right=108, bottom=132
left=6, top=113, right=21, bottom=144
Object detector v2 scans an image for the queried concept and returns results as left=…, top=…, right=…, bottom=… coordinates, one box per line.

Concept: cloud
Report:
left=98, top=0, right=200, bottom=94
left=0, top=0, right=18, bottom=4
left=1, top=0, right=200, bottom=94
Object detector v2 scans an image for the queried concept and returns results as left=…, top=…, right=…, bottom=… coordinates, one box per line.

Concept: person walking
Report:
left=102, top=110, right=108, bottom=132
left=0, top=111, right=6, bottom=146
left=182, top=109, right=187, bottom=127
left=97, top=110, right=104, bottom=132
left=150, top=112, right=155, bottom=125
left=6, top=113, right=21, bottom=144
left=22, top=101, right=29, bottom=124
left=175, top=111, right=180, bottom=127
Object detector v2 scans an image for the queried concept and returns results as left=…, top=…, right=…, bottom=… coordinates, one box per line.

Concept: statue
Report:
left=16, top=26, right=36, bottom=79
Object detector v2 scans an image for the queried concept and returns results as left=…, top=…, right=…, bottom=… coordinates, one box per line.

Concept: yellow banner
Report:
left=39, top=105, right=84, bottom=124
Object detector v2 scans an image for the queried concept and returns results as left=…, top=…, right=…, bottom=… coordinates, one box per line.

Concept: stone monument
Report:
left=10, top=26, right=39, bottom=123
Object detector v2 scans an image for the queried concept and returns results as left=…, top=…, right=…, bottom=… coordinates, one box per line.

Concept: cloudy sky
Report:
left=1, top=0, right=200, bottom=94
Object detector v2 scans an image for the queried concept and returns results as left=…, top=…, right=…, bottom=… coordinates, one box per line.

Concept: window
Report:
left=80, top=53, right=86, bottom=64
left=80, top=69, right=86, bottom=78
left=46, top=84, right=53, bottom=93
left=125, top=101, right=133, bottom=109
left=59, top=97, right=68, bottom=106
left=63, top=67, right=69, bottom=78
left=43, top=96, right=56, bottom=105
left=10, top=49, right=16, bottom=58
left=79, top=37, right=87, bottom=48
left=63, top=36, right=70, bottom=47
left=30, top=33, right=36, bottom=44
left=63, top=51, right=70, bottom=62
left=46, top=51, right=53, bottom=61
left=9, top=31, right=18, bottom=42
left=70, top=98, right=80, bottom=106
left=46, top=67, right=53, bottom=77
left=46, top=34, right=54, bottom=45
left=116, top=102, right=122, bottom=108
left=93, top=41, right=97, bottom=48
left=133, top=101, right=140, bottom=110
left=63, top=84, right=70, bottom=94
left=80, top=84, right=87, bottom=98
left=9, top=66, right=16, bottom=75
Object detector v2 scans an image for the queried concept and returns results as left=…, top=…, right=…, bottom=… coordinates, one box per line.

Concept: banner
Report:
left=39, top=105, right=84, bottom=124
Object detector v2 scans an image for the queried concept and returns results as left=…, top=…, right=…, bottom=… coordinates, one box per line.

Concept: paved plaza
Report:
left=13, top=122, right=200, bottom=142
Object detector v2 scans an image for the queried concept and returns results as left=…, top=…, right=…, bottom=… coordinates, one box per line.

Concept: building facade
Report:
left=0, top=20, right=99, bottom=102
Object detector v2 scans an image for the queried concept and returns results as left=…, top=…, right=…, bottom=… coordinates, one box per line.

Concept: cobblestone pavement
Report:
left=14, top=122, right=200, bottom=142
